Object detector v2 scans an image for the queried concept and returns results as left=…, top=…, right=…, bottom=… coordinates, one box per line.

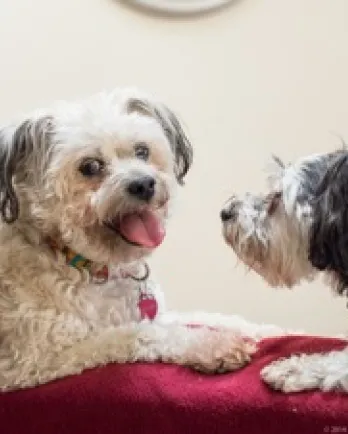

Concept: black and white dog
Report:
left=221, top=149, right=348, bottom=393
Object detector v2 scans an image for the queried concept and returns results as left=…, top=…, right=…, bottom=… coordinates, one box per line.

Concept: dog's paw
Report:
left=261, top=355, right=323, bottom=393
left=187, top=330, right=256, bottom=374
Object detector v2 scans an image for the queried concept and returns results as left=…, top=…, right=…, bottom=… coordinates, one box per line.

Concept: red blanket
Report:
left=0, top=336, right=347, bottom=434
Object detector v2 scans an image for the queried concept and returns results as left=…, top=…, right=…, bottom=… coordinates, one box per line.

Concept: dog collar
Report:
left=47, top=239, right=157, bottom=320
left=47, top=238, right=109, bottom=283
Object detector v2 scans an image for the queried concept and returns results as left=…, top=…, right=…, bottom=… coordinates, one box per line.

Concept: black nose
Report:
left=220, top=209, right=233, bottom=222
left=127, top=176, right=156, bottom=201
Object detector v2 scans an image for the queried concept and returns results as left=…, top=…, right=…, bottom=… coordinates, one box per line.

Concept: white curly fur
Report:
left=261, top=348, right=348, bottom=393
left=0, top=88, right=286, bottom=392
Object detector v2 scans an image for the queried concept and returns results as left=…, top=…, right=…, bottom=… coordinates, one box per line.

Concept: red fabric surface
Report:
left=0, top=335, right=347, bottom=434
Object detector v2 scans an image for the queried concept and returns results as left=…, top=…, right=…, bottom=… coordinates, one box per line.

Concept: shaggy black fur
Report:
left=309, top=150, right=348, bottom=296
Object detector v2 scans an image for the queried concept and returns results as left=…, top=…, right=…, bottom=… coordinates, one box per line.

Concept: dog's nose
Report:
left=220, top=209, right=233, bottom=222
left=221, top=197, right=239, bottom=222
left=127, top=176, right=156, bottom=201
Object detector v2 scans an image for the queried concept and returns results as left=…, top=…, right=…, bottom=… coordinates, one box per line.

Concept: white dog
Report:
left=0, top=89, right=286, bottom=392
left=221, top=150, right=348, bottom=393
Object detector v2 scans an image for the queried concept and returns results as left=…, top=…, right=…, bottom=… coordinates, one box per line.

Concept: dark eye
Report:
left=265, top=191, right=282, bottom=215
left=134, top=143, right=150, bottom=161
left=79, top=159, right=104, bottom=177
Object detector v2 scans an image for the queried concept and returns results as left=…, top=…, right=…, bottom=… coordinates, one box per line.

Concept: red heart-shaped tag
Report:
left=139, top=296, right=158, bottom=320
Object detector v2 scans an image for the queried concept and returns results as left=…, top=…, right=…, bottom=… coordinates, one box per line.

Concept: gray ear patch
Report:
left=0, top=116, right=54, bottom=223
left=127, top=98, right=193, bottom=184
left=309, top=151, right=348, bottom=296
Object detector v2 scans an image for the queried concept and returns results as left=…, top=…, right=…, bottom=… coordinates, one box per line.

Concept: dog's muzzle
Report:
left=220, top=196, right=240, bottom=222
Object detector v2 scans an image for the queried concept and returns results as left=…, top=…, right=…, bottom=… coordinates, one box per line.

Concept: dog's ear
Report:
left=0, top=115, right=54, bottom=223
left=266, top=154, right=286, bottom=189
left=127, top=97, right=193, bottom=184
left=153, top=105, right=193, bottom=185
left=309, top=153, right=348, bottom=294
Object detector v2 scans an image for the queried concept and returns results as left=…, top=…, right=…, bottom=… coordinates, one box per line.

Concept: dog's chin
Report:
left=222, top=231, right=279, bottom=284
left=222, top=227, right=242, bottom=253
left=222, top=233, right=233, bottom=249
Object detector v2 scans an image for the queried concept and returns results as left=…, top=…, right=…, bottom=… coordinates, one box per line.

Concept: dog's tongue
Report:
left=118, top=211, right=165, bottom=248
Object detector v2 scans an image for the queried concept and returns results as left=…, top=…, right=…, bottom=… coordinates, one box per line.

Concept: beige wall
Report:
left=1, top=0, right=348, bottom=334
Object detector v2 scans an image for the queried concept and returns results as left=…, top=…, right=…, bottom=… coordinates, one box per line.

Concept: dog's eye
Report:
left=265, top=191, right=282, bottom=215
left=134, top=143, right=150, bottom=161
left=79, top=159, right=104, bottom=177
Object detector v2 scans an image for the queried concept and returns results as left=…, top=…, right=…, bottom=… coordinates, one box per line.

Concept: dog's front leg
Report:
left=128, top=321, right=256, bottom=373
left=261, top=347, right=348, bottom=393
left=157, top=311, right=287, bottom=341
left=1, top=322, right=255, bottom=391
